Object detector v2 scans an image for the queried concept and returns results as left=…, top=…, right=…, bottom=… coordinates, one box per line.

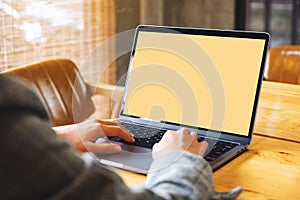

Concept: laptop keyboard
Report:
left=113, top=122, right=167, bottom=148
left=198, top=137, right=238, bottom=161
left=111, top=122, right=239, bottom=162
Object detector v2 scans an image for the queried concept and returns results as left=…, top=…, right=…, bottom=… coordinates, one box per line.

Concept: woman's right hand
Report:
left=152, top=128, right=208, bottom=159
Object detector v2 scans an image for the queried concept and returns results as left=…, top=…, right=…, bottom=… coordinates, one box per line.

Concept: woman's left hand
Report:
left=55, top=119, right=135, bottom=154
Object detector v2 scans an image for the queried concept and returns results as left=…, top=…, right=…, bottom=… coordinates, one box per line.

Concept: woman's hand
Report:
left=55, top=119, right=134, bottom=154
left=152, top=128, right=208, bottom=159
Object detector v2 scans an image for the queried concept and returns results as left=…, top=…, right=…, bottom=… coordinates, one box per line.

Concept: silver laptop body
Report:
left=96, top=25, right=270, bottom=174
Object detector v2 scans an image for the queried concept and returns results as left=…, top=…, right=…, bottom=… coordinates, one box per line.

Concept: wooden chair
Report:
left=265, top=45, right=300, bottom=84
left=1, top=58, right=123, bottom=126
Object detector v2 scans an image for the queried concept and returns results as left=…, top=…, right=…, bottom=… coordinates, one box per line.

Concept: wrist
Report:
left=53, top=125, right=87, bottom=152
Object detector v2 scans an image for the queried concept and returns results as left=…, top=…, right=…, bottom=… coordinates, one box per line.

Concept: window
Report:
left=235, top=0, right=300, bottom=47
left=0, top=0, right=116, bottom=85
left=0, top=0, right=117, bottom=118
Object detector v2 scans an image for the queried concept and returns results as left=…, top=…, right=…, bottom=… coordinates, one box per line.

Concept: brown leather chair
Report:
left=265, top=45, right=300, bottom=84
left=1, top=58, right=123, bottom=126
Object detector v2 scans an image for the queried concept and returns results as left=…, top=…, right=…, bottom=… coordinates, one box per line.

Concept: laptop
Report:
left=95, top=25, right=270, bottom=174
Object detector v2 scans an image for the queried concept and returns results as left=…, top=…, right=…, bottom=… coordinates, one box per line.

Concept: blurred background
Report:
left=1, top=0, right=299, bottom=85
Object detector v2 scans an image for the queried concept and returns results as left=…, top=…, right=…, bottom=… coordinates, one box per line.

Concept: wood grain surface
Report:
left=116, top=81, right=300, bottom=199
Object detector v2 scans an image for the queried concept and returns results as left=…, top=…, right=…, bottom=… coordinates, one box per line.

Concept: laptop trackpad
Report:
left=95, top=141, right=153, bottom=173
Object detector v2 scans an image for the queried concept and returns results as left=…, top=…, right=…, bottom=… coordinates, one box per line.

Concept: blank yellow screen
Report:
left=123, top=31, right=265, bottom=136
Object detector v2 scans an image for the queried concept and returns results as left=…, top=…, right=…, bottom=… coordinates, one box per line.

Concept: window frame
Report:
left=235, top=0, right=299, bottom=45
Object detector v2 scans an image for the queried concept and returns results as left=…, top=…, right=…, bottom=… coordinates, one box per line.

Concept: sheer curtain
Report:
left=0, top=0, right=116, bottom=118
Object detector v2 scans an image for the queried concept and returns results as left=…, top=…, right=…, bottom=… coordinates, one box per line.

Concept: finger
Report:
left=179, top=129, right=195, bottom=150
left=97, top=119, right=120, bottom=126
left=85, top=142, right=122, bottom=154
left=179, top=128, right=194, bottom=140
left=100, top=124, right=135, bottom=142
left=159, top=130, right=177, bottom=143
left=152, top=143, right=159, bottom=152
left=98, top=121, right=133, bottom=136
left=190, top=132, right=198, bottom=140
left=95, top=120, right=132, bottom=136
left=198, top=141, right=208, bottom=156
left=97, top=120, right=130, bottom=134
left=179, top=128, right=190, bottom=136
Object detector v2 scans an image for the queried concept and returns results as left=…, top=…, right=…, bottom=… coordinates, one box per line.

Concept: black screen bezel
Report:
left=119, top=25, right=270, bottom=141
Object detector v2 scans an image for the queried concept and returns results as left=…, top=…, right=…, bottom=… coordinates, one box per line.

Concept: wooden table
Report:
left=117, top=81, right=300, bottom=200
left=255, top=81, right=300, bottom=142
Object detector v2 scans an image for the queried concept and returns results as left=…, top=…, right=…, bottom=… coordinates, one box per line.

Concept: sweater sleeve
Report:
left=0, top=74, right=241, bottom=200
left=146, top=152, right=215, bottom=200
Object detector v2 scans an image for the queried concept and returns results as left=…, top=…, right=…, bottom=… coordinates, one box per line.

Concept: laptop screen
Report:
left=121, top=26, right=269, bottom=137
